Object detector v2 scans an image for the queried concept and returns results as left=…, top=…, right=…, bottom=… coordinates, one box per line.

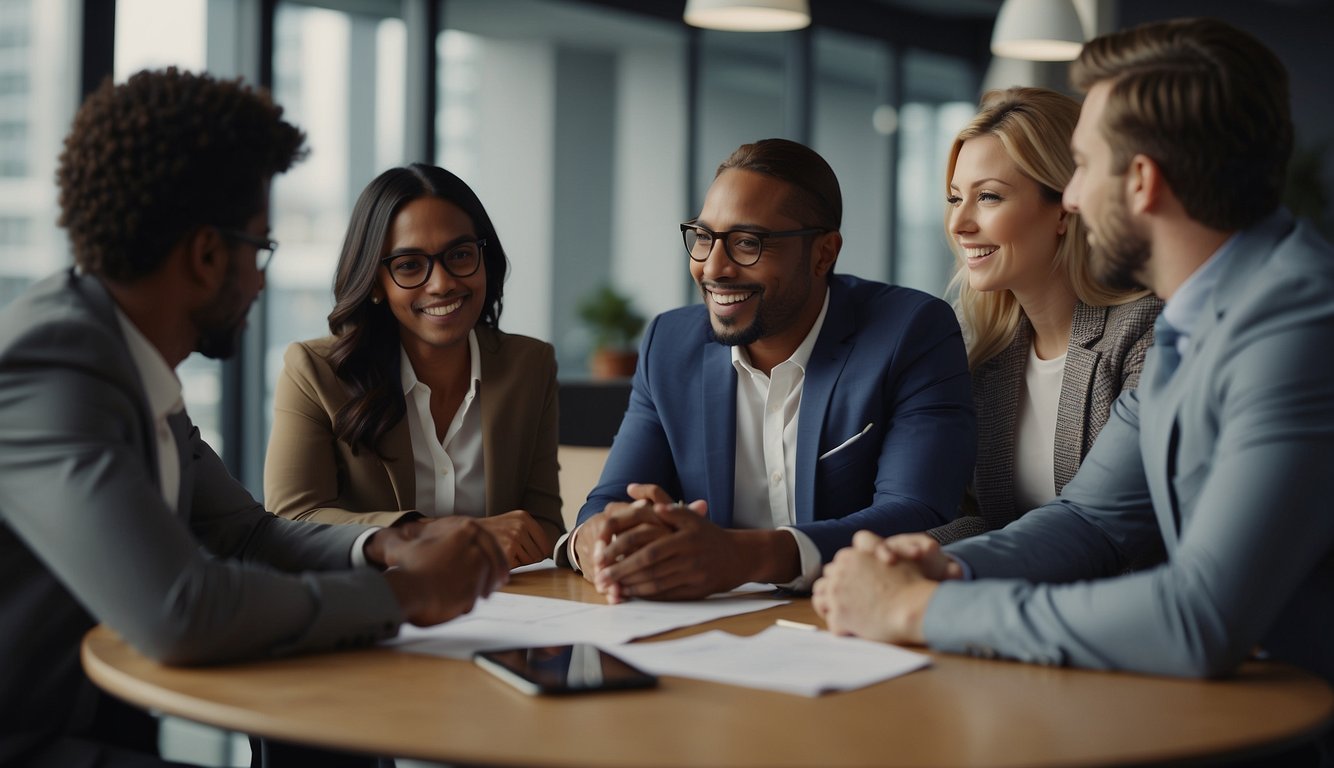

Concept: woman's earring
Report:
left=371, top=296, right=382, bottom=305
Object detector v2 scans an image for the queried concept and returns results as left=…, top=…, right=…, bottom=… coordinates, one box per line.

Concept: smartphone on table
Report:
left=474, top=643, right=658, bottom=695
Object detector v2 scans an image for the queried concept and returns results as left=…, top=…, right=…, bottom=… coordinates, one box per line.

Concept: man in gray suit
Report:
left=0, top=69, right=509, bottom=767
left=813, top=17, right=1334, bottom=692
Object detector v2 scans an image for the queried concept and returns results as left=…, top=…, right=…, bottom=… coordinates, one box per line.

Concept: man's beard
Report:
left=1089, top=181, right=1150, bottom=292
left=191, top=266, right=251, bottom=360
left=705, top=254, right=813, bottom=349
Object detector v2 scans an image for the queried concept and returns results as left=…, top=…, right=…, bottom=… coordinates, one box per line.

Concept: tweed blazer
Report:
left=264, top=326, right=564, bottom=544
left=929, top=296, right=1161, bottom=544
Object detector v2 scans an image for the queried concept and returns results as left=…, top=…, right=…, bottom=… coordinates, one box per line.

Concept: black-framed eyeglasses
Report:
left=217, top=227, right=278, bottom=271
left=680, top=221, right=826, bottom=267
left=380, top=238, right=487, bottom=289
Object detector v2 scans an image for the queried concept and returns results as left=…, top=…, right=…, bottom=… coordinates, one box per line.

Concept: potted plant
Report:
left=577, top=284, right=646, bottom=379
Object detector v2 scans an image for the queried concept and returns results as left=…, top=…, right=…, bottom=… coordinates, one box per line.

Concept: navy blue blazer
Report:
left=578, top=273, right=975, bottom=562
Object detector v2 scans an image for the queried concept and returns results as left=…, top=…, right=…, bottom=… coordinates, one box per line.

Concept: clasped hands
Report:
left=367, top=516, right=510, bottom=628
left=574, top=483, right=754, bottom=603
left=811, top=531, right=963, bottom=645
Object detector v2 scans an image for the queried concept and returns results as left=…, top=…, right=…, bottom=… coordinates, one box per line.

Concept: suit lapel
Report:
left=1139, top=213, right=1295, bottom=548
left=1055, top=302, right=1105, bottom=492
left=478, top=332, right=502, bottom=517
left=795, top=284, right=854, bottom=525
left=168, top=410, right=196, bottom=519
left=381, top=416, right=415, bottom=509
left=702, top=340, right=736, bottom=527
left=974, top=320, right=1028, bottom=517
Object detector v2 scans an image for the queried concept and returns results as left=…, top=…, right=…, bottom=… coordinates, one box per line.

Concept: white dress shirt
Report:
left=402, top=330, right=486, bottom=518
left=114, top=308, right=184, bottom=514
left=730, top=289, right=829, bottom=590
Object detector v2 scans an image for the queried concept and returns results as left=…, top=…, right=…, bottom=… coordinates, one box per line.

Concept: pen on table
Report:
left=775, top=619, right=820, bottom=632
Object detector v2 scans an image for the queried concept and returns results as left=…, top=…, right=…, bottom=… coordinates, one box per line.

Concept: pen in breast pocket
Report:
left=819, top=422, right=874, bottom=461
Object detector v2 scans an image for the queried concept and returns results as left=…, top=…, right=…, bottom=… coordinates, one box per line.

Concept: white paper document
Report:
left=386, top=592, right=787, bottom=660
left=610, top=625, right=932, bottom=696
left=510, top=558, right=556, bottom=574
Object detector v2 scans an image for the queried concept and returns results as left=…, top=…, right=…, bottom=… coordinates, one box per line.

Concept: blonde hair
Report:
left=945, top=87, right=1148, bottom=369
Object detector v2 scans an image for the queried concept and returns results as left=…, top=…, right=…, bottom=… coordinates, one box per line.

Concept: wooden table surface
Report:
left=83, top=567, right=1334, bottom=767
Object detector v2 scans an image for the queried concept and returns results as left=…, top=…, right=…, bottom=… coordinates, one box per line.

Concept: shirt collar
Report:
left=400, top=329, right=482, bottom=394
left=113, top=306, right=183, bottom=420
left=731, top=287, right=831, bottom=376
left=1161, top=231, right=1241, bottom=338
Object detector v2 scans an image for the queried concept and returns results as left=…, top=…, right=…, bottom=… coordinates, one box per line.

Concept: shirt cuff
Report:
left=775, top=527, right=823, bottom=592
left=350, top=527, right=382, bottom=569
left=556, top=524, right=584, bottom=572
left=947, top=552, right=975, bottom=581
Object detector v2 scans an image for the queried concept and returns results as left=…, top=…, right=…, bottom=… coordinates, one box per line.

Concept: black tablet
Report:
left=474, top=644, right=658, bottom=695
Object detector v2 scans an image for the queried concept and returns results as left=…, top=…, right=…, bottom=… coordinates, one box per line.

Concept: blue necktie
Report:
left=1151, top=314, right=1183, bottom=386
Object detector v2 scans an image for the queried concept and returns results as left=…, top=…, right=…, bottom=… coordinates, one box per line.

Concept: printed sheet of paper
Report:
left=387, top=592, right=787, bottom=660
left=610, top=625, right=931, bottom=696
left=510, top=558, right=557, bottom=574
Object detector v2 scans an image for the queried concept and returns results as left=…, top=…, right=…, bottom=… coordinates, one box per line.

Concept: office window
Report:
left=114, top=0, right=227, bottom=448
left=896, top=50, right=975, bottom=297
left=694, top=29, right=789, bottom=206
left=265, top=2, right=408, bottom=441
left=813, top=30, right=895, bottom=285
left=437, top=0, right=687, bottom=375
left=0, top=0, right=75, bottom=309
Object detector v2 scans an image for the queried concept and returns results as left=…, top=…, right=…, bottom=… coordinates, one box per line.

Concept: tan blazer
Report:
left=929, top=296, right=1161, bottom=544
left=264, top=326, right=564, bottom=544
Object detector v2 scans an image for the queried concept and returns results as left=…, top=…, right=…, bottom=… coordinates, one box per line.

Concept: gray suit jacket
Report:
left=0, top=270, right=403, bottom=763
left=929, top=297, right=1160, bottom=544
left=925, top=212, right=1334, bottom=683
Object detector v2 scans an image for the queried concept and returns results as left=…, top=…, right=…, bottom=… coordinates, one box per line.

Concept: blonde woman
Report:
left=929, top=87, right=1161, bottom=544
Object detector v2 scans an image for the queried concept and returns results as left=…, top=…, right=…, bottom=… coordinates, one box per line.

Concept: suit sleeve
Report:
left=576, top=316, right=680, bottom=525
left=926, top=292, right=1334, bottom=677
left=264, top=342, right=416, bottom=527
left=518, top=343, right=565, bottom=544
left=0, top=357, right=401, bottom=666
left=794, top=298, right=976, bottom=561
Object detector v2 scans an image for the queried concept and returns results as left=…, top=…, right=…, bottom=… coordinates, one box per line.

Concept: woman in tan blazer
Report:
left=928, top=87, right=1161, bottom=545
left=265, top=164, right=563, bottom=566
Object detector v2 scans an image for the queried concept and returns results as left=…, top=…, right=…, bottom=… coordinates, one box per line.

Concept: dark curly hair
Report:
left=57, top=68, right=307, bottom=282
left=328, top=163, right=509, bottom=456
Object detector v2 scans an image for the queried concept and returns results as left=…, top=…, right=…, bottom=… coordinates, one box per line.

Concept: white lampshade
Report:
left=990, top=0, right=1086, bottom=61
left=683, top=0, right=811, bottom=32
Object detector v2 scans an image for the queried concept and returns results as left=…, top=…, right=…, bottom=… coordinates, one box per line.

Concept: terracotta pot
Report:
left=590, top=348, right=638, bottom=379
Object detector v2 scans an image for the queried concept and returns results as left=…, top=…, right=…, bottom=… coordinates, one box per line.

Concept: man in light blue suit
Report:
left=559, top=139, right=975, bottom=600
left=814, top=17, right=1334, bottom=700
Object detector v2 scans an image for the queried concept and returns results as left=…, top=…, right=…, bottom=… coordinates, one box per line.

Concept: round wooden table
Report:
left=83, top=567, right=1334, bottom=767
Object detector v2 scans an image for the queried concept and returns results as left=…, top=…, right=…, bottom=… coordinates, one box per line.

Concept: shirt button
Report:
left=771, top=471, right=782, bottom=485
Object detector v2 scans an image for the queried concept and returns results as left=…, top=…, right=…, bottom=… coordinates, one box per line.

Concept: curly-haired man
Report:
left=0, top=68, right=509, bottom=767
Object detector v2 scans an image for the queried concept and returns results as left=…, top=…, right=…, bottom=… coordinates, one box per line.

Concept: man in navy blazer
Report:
left=562, top=139, right=974, bottom=600
left=814, top=18, right=1334, bottom=707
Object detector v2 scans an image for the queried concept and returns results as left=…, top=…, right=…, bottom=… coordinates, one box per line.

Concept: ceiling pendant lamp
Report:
left=683, top=0, right=811, bottom=32
left=990, top=0, right=1086, bottom=61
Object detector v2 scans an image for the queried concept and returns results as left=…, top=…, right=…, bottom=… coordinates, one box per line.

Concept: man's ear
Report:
left=813, top=231, right=841, bottom=277
left=180, top=226, right=229, bottom=295
left=1126, top=154, right=1163, bottom=216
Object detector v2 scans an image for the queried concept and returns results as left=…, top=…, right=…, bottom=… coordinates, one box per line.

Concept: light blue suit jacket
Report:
left=927, top=212, right=1334, bottom=683
left=578, top=273, right=975, bottom=562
